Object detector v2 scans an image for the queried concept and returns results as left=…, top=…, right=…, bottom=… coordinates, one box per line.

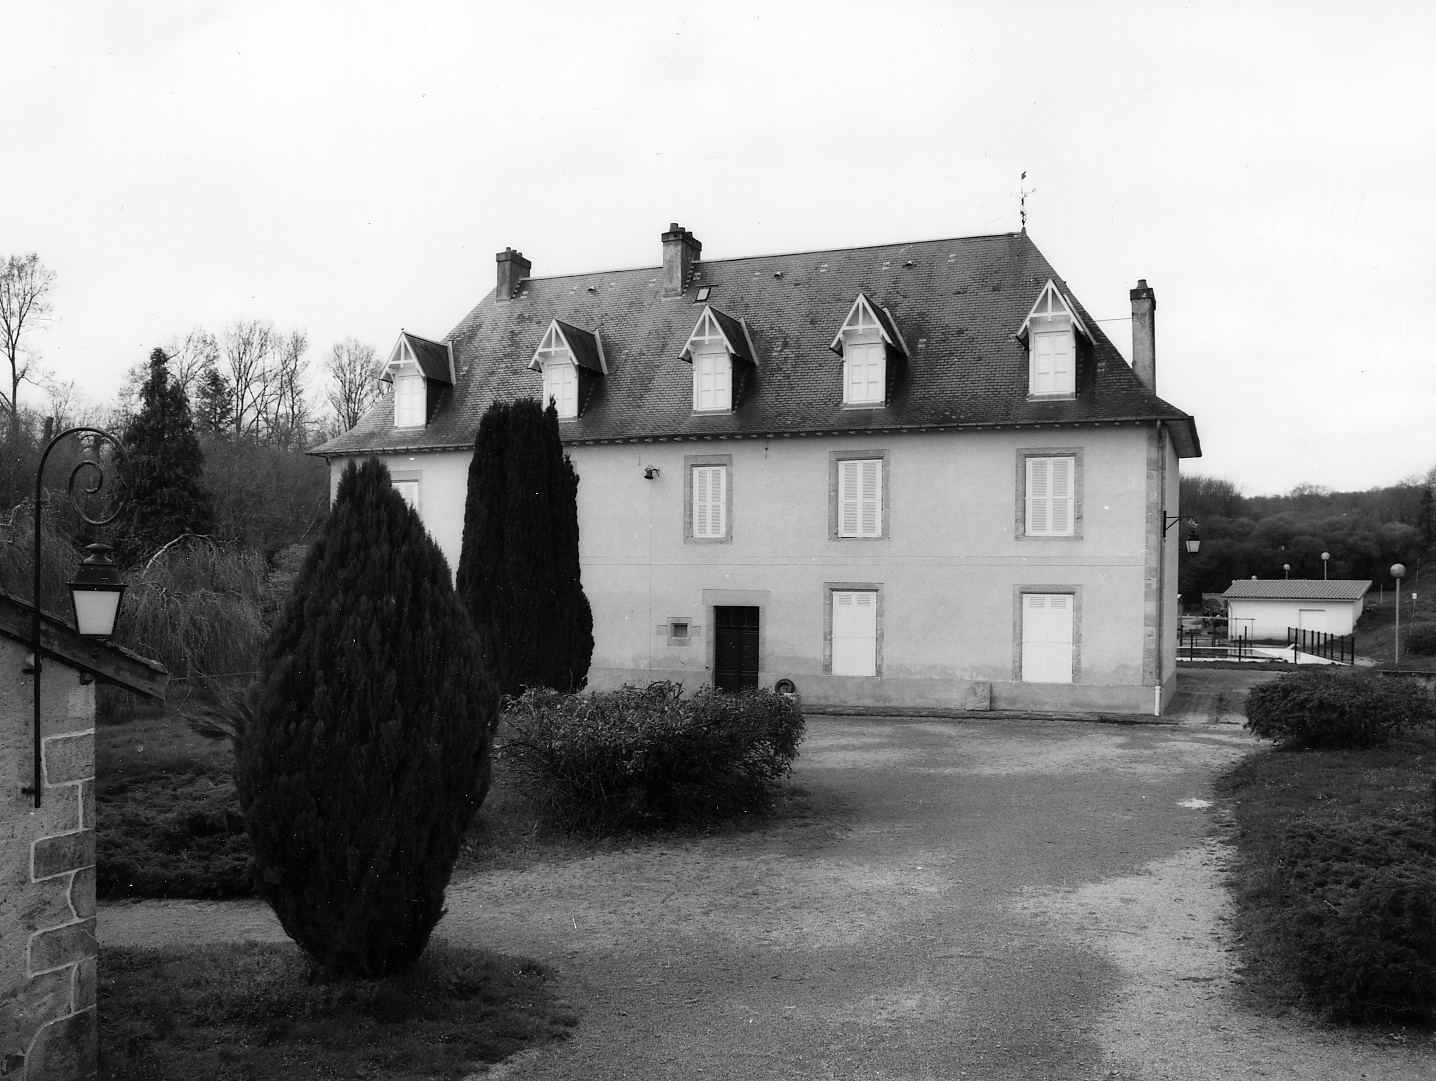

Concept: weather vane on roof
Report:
left=1020, top=171, right=1035, bottom=231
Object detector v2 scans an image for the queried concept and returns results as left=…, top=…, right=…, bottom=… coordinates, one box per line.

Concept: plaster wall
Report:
left=1227, top=598, right=1360, bottom=639
left=1, top=640, right=98, bottom=1081
left=353, top=425, right=1178, bottom=714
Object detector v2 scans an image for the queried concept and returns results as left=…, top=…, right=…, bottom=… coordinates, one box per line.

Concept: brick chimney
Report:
left=496, top=247, right=531, bottom=303
left=661, top=223, right=701, bottom=298
left=1129, top=278, right=1156, bottom=393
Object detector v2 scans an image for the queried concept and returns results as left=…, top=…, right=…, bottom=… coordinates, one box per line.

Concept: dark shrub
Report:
left=1282, top=811, right=1436, bottom=1022
left=1404, top=621, right=1436, bottom=657
left=236, top=458, right=497, bottom=978
left=1244, top=668, right=1435, bottom=748
left=500, top=682, right=804, bottom=831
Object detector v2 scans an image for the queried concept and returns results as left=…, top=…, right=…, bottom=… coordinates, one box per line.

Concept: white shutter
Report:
left=832, top=590, right=878, bottom=676
left=695, top=351, right=731, bottom=411
left=692, top=465, right=726, bottom=539
left=1022, top=593, right=1073, bottom=683
left=844, top=342, right=885, bottom=404
left=1026, top=457, right=1050, bottom=535
left=1033, top=330, right=1074, bottom=395
left=1049, top=456, right=1073, bottom=535
left=838, top=459, right=882, bottom=538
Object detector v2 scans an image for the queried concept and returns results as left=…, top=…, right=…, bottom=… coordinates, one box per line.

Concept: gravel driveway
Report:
left=101, top=671, right=1434, bottom=1079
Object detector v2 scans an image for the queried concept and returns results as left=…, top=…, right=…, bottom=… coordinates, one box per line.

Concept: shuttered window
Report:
left=844, top=341, right=885, bottom=404
left=1021, top=593, right=1074, bottom=683
left=1031, top=328, right=1074, bottom=396
left=394, top=373, right=424, bottom=427
left=831, top=590, right=878, bottom=676
left=1025, top=456, right=1075, bottom=536
left=837, top=458, right=883, bottom=538
left=693, top=349, right=732, bottom=411
left=691, top=465, right=727, bottom=539
left=542, top=361, right=578, bottom=419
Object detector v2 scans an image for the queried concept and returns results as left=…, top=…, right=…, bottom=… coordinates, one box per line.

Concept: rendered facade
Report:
left=315, top=225, right=1201, bottom=714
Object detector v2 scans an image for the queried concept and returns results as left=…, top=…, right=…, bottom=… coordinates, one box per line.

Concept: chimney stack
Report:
left=496, top=247, right=531, bottom=303
left=661, top=223, right=701, bottom=297
left=1129, top=278, right=1156, bottom=393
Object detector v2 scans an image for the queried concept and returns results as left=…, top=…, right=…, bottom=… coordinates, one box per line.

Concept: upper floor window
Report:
left=686, top=455, right=731, bottom=542
left=1022, top=453, right=1078, bottom=537
left=834, top=455, right=886, bottom=539
left=1019, top=281, right=1088, bottom=399
left=529, top=320, right=606, bottom=420
left=681, top=306, right=753, bottom=414
left=830, top=294, right=907, bottom=407
left=393, top=373, right=425, bottom=427
left=383, top=332, right=455, bottom=431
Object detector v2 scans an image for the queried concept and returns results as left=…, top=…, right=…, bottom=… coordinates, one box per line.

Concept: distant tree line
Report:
left=1179, top=471, right=1434, bottom=601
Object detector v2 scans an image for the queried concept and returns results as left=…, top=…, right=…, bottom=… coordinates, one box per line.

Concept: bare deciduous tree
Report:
left=0, top=253, right=56, bottom=438
left=324, top=338, right=383, bottom=431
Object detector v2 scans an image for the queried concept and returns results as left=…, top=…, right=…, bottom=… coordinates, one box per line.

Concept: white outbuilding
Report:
left=1221, top=579, right=1371, bottom=640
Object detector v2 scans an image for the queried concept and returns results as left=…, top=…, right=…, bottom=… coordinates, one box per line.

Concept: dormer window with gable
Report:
left=1018, top=281, right=1090, bottom=399
left=383, top=332, right=455, bottom=430
left=680, top=306, right=756, bottom=414
left=830, top=294, right=908, bottom=407
left=529, top=320, right=606, bottom=420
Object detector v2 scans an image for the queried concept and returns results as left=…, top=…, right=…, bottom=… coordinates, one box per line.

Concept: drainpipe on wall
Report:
left=1154, top=418, right=1167, bottom=717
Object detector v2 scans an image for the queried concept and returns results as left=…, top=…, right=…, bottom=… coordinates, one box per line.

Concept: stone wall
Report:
left=2, top=639, right=98, bottom=1081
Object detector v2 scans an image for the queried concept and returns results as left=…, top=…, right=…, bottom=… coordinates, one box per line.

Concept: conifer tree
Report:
left=236, top=457, right=497, bottom=978
left=116, top=347, right=214, bottom=564
left=457, top=399, right=593, bottom=698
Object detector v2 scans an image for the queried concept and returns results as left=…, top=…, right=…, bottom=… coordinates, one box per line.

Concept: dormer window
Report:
left=383, top=331, right=455, bottom=430
left=1018, top=281, right=1090, bottom=399
left=830, top=294, right=908, bottom=407
left=680, top=306, right=755, bottom=414
left=528, top=320, right=607, bottom=420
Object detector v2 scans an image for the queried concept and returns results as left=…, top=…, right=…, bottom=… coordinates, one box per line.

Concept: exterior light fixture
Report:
left=1184, top=525, right=1200, bottom=555
left=643, top=466, right=660, bottom=480
left=69, top=544, right=126, bottom=638
left=1283, top=563, right=1291, bottom=579
left=23, top=426, right=128, bottom=807
left=1163, top=515, right=1199, bottom=551
left=1321, top=551, right=1330, bottom=580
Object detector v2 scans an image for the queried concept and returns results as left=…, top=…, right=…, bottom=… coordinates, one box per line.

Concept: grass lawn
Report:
left=99, top=940, right=577, bottom=1080
left=1217, top=728, right=1436, bottom=1025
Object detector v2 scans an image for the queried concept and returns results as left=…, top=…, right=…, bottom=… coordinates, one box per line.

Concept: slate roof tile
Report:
left=315, top=231, right=1201, bottom=458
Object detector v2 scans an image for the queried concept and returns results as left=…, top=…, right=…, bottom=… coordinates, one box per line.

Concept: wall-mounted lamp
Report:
left=23, top=426, right=129, bottom=807
left=1163, top=515, right=1200, bottom=554
left=643, top=466, right=660, bottom=480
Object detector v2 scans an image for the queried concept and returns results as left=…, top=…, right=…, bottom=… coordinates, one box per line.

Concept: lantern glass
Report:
left=67, top=543, right=126, bottom=639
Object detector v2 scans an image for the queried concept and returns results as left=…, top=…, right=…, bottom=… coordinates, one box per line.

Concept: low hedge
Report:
left=499, top=682, right=804, bottom=832
left=1244, top=668, right=1435, bottom=748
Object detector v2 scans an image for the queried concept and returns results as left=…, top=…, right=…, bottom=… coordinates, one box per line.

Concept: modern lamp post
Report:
left=22, top=427, right=128, bottom=808
left=1321, top=551, right=1330, bottom=580
left=1283, top=563, right=1290, bottom=579
left=1392, top=563, right=1406, bottom=665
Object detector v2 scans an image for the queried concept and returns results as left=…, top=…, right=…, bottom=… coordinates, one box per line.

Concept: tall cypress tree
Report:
left=236, top=457, right=497, bottom=978
left=457, top=399, right=593, bottom=698
left=116, top=347, right=214, bottom=564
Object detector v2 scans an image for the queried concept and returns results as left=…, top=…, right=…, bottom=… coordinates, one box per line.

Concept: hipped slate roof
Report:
left=1223, top=580, right=1372, bottom=601
left=315, top=230, right=1201, bottom=458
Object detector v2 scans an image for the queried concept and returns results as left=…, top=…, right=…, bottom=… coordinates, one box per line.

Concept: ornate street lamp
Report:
left=22, top=427, right=128, bottom=807
left=1392, top=563, right=1406, bottom=665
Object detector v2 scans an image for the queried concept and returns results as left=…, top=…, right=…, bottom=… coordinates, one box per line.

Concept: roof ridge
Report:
left=507, top=231, right=1028, bottom=286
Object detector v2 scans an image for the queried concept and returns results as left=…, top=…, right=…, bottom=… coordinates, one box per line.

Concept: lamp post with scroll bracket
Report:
left=20, top=426, right=129, bottom=808
left=1163, top=515, right=1200, bottom=555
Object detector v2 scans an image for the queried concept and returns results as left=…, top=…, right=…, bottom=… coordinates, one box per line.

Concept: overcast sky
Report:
left=5, top=0, right=1433, bottom=496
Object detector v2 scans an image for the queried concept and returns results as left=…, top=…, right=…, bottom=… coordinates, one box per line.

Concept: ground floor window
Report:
left=829, top=588, right=879, bottom=677
left=1020, top=592, right=1074, bottom=683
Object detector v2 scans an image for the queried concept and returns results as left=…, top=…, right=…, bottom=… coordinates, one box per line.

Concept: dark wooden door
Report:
left=713, top=606, right=760, bottom=691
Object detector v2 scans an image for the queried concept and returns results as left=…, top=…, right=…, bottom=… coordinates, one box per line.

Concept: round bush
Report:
left=1244, top=668, right=1435, bottom=748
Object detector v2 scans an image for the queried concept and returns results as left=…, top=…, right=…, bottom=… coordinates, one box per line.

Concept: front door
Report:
left=714, top=606, right=760, bottom=691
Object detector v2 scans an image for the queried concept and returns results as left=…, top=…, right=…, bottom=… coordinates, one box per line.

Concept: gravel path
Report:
left=101, top=672, right=1434, bottom=1079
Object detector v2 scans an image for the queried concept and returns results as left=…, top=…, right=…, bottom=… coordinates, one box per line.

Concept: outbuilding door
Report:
left=1021, top=593, right=1074, bottom=683
left=714, top=606, right=760, bottom=691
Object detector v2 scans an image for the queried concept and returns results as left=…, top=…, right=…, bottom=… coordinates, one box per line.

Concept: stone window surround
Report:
left=684, top=453, right=733, bottom=543
left=1014, top=446, right=1083, bottom=540
left=822, top=580, right=884, bottom=676
left=1010, top=584, right=1083, bottom=683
